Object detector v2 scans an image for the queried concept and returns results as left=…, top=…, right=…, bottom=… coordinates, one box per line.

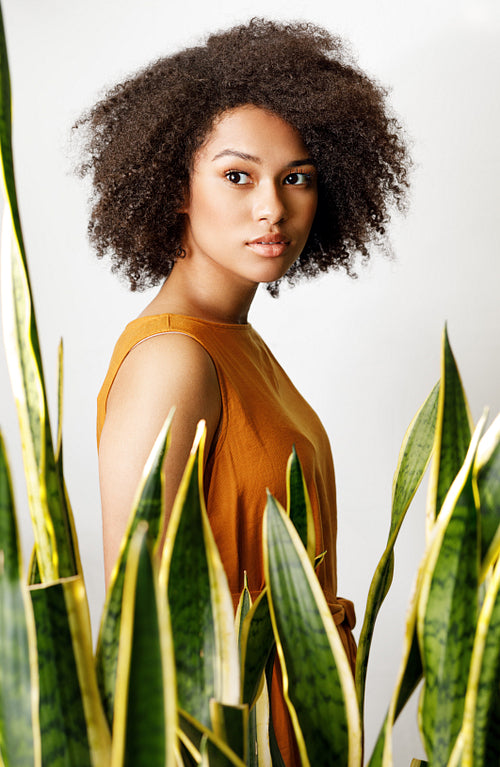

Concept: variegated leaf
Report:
left=264, top=494, right=361, bottom=767
left=96, top=412, right=172, bottom=727
left=160, top=422, right=239, bottom=729
left=356, top=382, right=438, bottom=720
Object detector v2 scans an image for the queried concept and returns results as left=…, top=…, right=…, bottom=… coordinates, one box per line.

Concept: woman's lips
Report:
left=246, top=234, right=290, bottom=257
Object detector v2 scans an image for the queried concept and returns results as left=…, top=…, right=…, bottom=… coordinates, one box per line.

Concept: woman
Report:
left=76, top=18, right=409, bottom=764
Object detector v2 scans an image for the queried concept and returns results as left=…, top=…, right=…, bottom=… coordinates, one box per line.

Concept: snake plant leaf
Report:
left=235, top=574, right=251, bottom=653
left=426, top=326, right=472, bottom=534
left=161, top=421, right=239, bottom=729
left=459, top=554, right=500, bottom=766
left=30, top=576, right=110, bottom=767
left=178, top=710, right=247, bottom=767
left=210, top=701, right=248, bottom=762
left=240, top=589, right=274, bottom=709
left=0, top=432, right=40, bottom=767
left=365, top=420, right=481, bottom=767
left=28, top=546, right=41, bottom=586
left=356, top=382, right=439, bottom=720
left=0, top=4, right=25, bottom=257
left=409, top=761, right=428, bottom=766
left=366, top=627, right=423, bottom=767
left=263, top=493, right=361, bottom=767
left=1, top=214, right=56, bottom=580
left=286, top=447, right=315, bottom=563
left=253, top=679, right=272, bottom=767
left=96, top=411, right=173, bottom=727
left=417, top=413, right=485, bottom=767
left=235, top=583, right=272, bottom=767
left=235, top=580, right=258, bottom=767
left=0, top=18, right=80, bottom=583
left=475, top=412, right=500, bottom=573
left=241, top=451, right=316, bottom=714
left=110, top=522, right=176, bottom=767
left=55, top=341, right=63, bottom=466
left=264, top=649, right=286, bottom=767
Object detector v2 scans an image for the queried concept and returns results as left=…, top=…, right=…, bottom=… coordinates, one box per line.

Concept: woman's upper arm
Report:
left=98, top=332, right=221, bottom=586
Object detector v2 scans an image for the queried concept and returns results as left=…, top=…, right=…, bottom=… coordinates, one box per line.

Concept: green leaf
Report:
left=460, top=554, right=500, bottom=766
left=366, top=629, right=423, bottom=767
left=264, top=493, right=361, bottom=767
left=0, top=3, right=25, bottom=254
left=0, top=12, right=79, bottom=584
left=417, top=415, right=485, bottom=766
left=0, top=432, right=40, bottom=767
left=161, top=422, right=239, bottom=729
left=210, top=701, right=248, bottom=763
left=30, top=577, right=110, bottom=767
left=240, top=590, right=274, bottom=709
left=264, top=649, right=285, bottom=767
left=235, top=579, right=267, bottom=767
left=286, top=447, right=315, bottom=563
left=426, top=327, right=472, bottom=531
left=356, top=382, right=439, bottom=721
left=178, top=710, right=246, bottom=767
left=96, top=411, right=173, bottom=727
left=111, top=522, right=176, bottom=767
left=475, top=413, right=500, bottom=572
left=235, top=574, right=252, bottom=654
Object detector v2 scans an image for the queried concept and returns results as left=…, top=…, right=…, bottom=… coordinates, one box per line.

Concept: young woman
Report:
left=76, top=18, right=410, bottom=764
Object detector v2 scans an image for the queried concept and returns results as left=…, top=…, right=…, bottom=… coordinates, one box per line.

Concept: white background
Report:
left=0, top=1, right=499, bottom=763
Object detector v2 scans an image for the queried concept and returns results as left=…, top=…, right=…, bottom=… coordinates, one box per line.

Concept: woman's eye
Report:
left=284, top=172, right=311, bottom=186
left=225, top=171, right=250, bottom=185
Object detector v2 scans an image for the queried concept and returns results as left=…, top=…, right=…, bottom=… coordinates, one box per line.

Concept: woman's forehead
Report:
left=196, top=105, right=310, bottom=163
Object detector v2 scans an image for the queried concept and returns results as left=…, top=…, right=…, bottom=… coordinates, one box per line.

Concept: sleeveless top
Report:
left=97, top=314, right=356, bottom=760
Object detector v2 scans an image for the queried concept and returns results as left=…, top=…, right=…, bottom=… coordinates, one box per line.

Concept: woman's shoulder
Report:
left=97, top=315, right=222, bottom=445
left=108, top=325, right=219, bottom=407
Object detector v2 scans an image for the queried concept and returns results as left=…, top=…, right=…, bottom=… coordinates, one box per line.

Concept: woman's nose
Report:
left=253, top=180, right=288, bottom=224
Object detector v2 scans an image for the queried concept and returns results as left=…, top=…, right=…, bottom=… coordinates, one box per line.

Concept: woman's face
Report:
left=180, top=105, right=318, bottom=290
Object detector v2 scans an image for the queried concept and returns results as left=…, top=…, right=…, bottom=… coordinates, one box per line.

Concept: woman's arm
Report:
left=98, top=332, right=222, bottom=586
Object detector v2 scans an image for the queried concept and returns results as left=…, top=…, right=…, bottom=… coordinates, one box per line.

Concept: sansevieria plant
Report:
left=0, top=4, right=499, bottom=765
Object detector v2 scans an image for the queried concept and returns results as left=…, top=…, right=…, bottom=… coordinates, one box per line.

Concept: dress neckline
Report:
left=127, top=312, right=253, bottom=331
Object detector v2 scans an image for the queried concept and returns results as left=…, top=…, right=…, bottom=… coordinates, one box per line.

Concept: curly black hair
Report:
left=74, top=18, right=411, bottom=294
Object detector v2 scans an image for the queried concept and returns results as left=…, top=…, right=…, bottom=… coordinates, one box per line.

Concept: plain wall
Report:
left=0, top=0, right=499, bottom=763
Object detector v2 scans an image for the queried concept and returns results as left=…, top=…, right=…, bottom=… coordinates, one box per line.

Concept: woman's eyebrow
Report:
left=211, top=149, right=316, bottom=167
left=212, top=149, right=260, bottom=162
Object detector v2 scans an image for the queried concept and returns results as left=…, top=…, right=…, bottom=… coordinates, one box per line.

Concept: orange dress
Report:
left=97, top=314, right=356, bottom=765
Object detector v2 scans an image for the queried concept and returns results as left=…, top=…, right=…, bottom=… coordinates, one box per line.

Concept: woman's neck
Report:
left=139, top=258, right=258, bottom=325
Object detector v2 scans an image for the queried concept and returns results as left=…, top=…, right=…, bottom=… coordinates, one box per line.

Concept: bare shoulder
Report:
left=99, top=331, right=221, bottom=584
left=108, top=331, right=220, bottom=410
left=102, top=331, right=221, bottom=455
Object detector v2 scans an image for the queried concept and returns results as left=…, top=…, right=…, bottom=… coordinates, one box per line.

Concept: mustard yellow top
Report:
left=97, top=314, right=356, bottom=761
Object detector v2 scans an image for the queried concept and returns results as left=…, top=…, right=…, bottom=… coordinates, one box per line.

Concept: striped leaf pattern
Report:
left=0, top=9, right=79, bottom=583
left=356, top=382, right=438, bottom=720
left=476, top=413, right=500, bottom=572
left=235, top=581, right=272, bottom=767
left=417, top=416, right=485, bottom=766
left=460, top=554, right=500, bottom=766
left=286, top=447, right=315, bottom=563
left=240, top=591, right=274, bottom=710
left=30, top=576, right=110, bottom=767
left=111, top=523, right=176, bottom=767
left=178, top=710, right=246, bottom=767
left=426, top=327, right=472, bottom=533
left=0, top=433, right=39, bottom=767
left=96, top=412, right=172, bottom=727
left=264, top=493, right=361, bottom=767
left=161, top=422, right=239, bottom=729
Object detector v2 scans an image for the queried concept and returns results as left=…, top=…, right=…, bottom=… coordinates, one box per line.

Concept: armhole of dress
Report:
left=99, top=330, right=228, bottom=459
